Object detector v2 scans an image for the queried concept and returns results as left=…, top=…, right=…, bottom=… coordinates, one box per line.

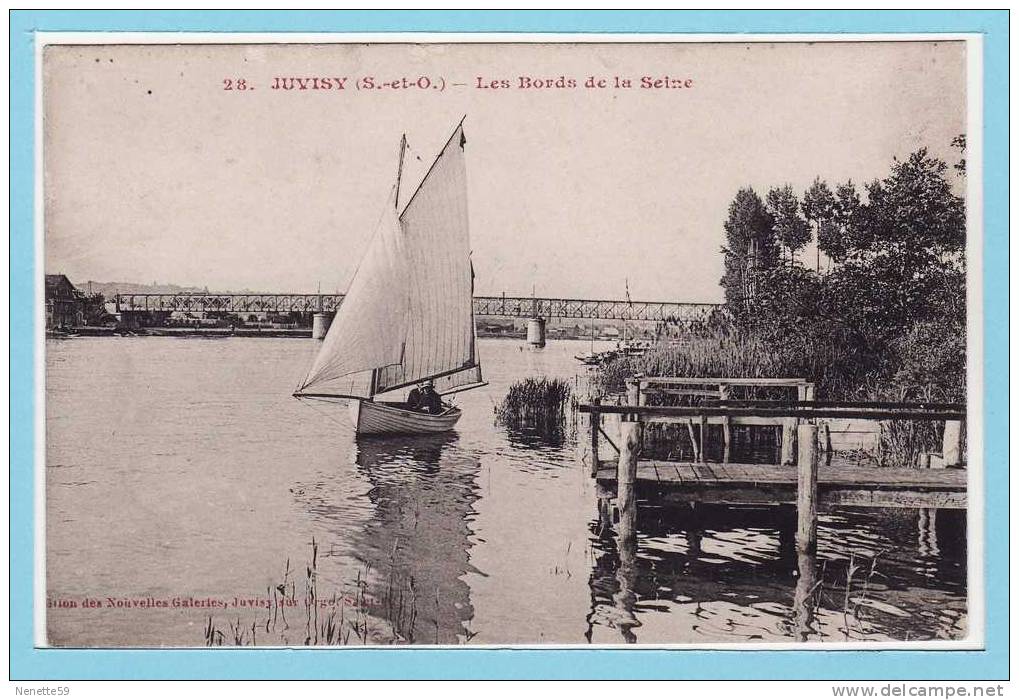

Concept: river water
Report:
left=45, top=337, right=967, bottom=646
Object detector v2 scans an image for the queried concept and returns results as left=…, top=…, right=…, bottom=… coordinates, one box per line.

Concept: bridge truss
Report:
left=472, top=296, right=719, bottom=322
left=115, top=293, right=720, bottom=322
left=115, top=293, right=344, bottom=314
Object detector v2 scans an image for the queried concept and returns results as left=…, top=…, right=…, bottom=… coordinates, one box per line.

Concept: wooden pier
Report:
left=581, top=378, right=967, bottom=512
left=592, top=459, right=966, bottom=510
left=578, top=377, right=967, bottom=640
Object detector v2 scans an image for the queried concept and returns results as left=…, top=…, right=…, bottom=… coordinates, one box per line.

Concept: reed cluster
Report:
left=495, top=377, right=573, bottom=436
left=599, top=329, right=855, bottom=400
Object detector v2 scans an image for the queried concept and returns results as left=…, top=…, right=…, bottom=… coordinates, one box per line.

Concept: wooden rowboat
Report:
left=351, top=400, right=463, bottom=436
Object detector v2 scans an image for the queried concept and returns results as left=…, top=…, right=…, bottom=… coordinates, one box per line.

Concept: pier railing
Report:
left=580, top=377, right=965, bottom=466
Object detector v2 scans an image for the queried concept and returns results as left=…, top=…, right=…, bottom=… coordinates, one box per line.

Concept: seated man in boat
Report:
left=406, top=384, right=423, bottom=410
left=417, top=381, right=444, bottom=414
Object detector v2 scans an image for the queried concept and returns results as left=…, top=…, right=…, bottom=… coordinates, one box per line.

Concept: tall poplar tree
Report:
left=720, top=188, right=779, bottom=319
left=766, top=185, right=811, bottom=264
left=802, top=178, right=836, bottom=273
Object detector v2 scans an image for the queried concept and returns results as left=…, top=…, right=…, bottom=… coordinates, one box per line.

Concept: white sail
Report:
left=296, top=121, right=482, bottom=399
left=296, top=184, right=409, bottom=397
left=375, top=123, right=480, bottom=395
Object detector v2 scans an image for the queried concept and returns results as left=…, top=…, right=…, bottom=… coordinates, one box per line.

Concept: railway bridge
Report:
left=114, top=293, right=721, bottom=323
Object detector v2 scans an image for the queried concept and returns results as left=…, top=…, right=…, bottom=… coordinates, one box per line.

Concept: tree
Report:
left=951, top=134, right=966, bottom=176
left=852, top=148, right=965, bottom=259
left=825, top=148, right=965, bottom=344
left=801, top=178, right=836, bottom=273
left=821, top=180, right=861, bottom=266
left=716, top=147, right=966, bottom=402
left=719, top=188, right=779, bottom=320
left=748, top=264, right=820, bottom=334
left=766, top=185, right=811, bottom=264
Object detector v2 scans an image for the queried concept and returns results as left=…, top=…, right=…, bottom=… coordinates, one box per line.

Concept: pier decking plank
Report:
left=594, top=459, right=966, bottom=509
left=676, top=464, right=699, bottom=483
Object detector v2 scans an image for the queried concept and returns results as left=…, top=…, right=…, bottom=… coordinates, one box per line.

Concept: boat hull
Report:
left=351, top=399, right=462, bottom=436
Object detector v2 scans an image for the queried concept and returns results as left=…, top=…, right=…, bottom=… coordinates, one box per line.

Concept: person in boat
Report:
left=417, top=381, right=444, bottom=414
left=407, top=381, right=444, bottom=414
left=406, top=384, right=422, bottom=410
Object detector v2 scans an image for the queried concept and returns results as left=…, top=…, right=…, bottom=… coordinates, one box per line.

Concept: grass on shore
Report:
left=597, top=329, right=856, bottom=401
left=204, top=538, right=423, bottom=646
left=595, top=330, right=950, bottom=468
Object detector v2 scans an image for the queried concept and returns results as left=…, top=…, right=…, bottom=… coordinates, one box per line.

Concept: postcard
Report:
left=11, top=12, right=1009, bottom=684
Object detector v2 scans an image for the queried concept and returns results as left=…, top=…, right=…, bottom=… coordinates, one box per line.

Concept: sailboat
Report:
left=293, top=118, right=485, bottom=436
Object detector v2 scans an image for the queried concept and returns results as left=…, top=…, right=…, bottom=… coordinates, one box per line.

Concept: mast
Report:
left=369, top=134, right=407, bottom=399
left=395, top=134, right=407, bottom=211
left=366, top=134, right=405, bottom=400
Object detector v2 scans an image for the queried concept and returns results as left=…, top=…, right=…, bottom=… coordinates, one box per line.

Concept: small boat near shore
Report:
left=575, top=350, right=614, bottom=366
left=575, top=341, right=651, bottom=366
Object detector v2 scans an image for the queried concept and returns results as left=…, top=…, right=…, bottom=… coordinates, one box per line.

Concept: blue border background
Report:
left=9, top=10, right=1009, bottom=680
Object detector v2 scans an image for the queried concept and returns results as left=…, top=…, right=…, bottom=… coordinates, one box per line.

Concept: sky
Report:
left=43, top=40, right=968, bottom=303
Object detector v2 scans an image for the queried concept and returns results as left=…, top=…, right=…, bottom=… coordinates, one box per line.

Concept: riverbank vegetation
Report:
left=496, top=377, right=573, bottom=439
left=600, top=142, right=966, bottom=465
left=204, top=539, right=423, bottom=646
left=604, top=142, right=966, bottom=405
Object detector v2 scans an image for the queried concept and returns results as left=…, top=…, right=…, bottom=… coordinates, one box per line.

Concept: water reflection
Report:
left=586, top=504, right=966, bottom=643
left=350, top=434, right=482, bottom=643
left=503, top=424, right=570, bottom=450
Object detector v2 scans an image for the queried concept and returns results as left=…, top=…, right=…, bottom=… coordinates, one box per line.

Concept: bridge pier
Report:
left=526, top=317, right=546, bottom=347
left=312, top=312, right=333, bottom=340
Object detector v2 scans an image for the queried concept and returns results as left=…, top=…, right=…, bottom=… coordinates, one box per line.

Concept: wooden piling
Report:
left=589, top=396, right=601, bottom=477
left=596, top=493, right=613, bottom=533
left=719, top=383, right=732, bottom=463
left=781, top=419, right=797, bottom=466
left=792, top=553, right=817, bottom=642
left=613, top=372, right=641, bottom=641
left=942, top=420, right=964, bottom=467
left=792, top=423, right=819, bottom=641
left=626, top=379, right=640, bottom=407
left=616, top=419, right=642, bottom=546
left=876, top=421, right=885, bottom=467
left=796, top=424, right=819, bottom=554
left=698, top=413, right=708, bottom=463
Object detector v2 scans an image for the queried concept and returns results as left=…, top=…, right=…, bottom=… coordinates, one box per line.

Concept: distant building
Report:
left=45, top=274, right=84, bottom=329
